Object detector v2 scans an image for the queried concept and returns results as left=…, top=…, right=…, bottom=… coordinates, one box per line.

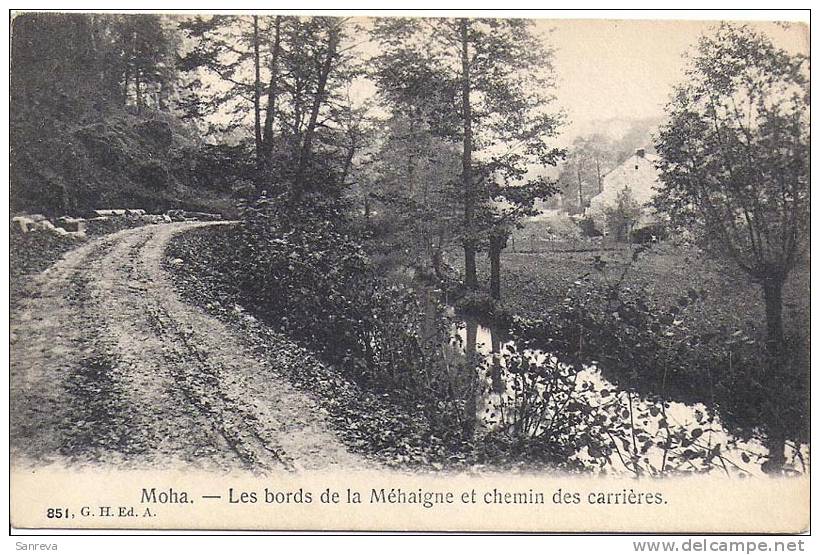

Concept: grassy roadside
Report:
left=162, top=224, right=486, bottom=470
left=451, top=242, right=809, bottom=339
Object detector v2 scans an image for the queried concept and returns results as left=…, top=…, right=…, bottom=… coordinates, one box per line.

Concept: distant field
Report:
left=454, top=215, right=809, bottom=339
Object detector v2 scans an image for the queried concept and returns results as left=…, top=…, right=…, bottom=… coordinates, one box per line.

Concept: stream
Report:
left=449, top=312, right=808, bottom=477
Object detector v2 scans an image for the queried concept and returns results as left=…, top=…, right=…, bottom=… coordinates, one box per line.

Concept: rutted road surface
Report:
left=10, top=222, right=363, bottom=473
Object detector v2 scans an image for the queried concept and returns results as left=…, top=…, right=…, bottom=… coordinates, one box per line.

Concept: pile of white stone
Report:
left=165, top=209, right=222, bottom=222
left=10, top=209, right=174, bottom=241
left=12, top=213, right=87, bottom=240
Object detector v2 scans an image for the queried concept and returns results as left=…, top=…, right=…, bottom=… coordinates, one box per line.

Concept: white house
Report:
left=585, top=148, right=662, bottom=232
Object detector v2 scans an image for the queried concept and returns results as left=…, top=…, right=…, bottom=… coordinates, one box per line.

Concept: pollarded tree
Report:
left=653, top=23, right=809, bottom=472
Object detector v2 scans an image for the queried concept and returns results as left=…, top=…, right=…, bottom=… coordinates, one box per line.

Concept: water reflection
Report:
left=451, top=315, right=808, bottom=477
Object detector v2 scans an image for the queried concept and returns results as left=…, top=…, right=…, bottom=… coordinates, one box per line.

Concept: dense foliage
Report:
left=477, top=345, right=762, bottom=476
left=602, top=188, right=643, bottom=241
left=10, top=13, right=234, bottom=216
left=371, top=17, right=564, bottom=293
left=653, top=23, right=810, bottom=471
left=214, top=193, right=480, bottom=450
left=492, top=248, right=809, bottom=472
left=178, top=15, right=365, bottom=198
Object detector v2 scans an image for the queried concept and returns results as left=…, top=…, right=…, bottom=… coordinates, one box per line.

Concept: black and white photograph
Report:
left=7, top=8, right=811, bottom=537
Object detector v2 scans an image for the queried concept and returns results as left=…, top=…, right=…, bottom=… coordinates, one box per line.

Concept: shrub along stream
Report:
left=164, top=194, right=807, bottom=475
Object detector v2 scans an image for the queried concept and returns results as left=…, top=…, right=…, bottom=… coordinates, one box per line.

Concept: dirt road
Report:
left=10, top=222, right=362, bottom=473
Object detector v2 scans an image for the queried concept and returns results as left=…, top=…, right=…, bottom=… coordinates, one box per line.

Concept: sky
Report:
left=345, top=16, right=808, bottom=147
left=192, top=13, right=809, bottom=151
left=539, top=18, right=808, bottom=143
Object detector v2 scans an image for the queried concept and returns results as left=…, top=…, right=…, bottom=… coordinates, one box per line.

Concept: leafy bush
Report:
left=631, top=223, right=668, bottom=244
left=227, top=192, right=476, bottom=448
left=172, top=190, right=808, bottom=472
left=500, top=249, right=808, bottom=471
left=577, top=216, right=602, bottom=238
left=135, top=159, right=171, bottom=190
left=10, top=106, right=231, bottom=216
left=602, top=187, right=642, bottom=241
left=189, top=142, right=256, bottom=195
left=479, top=347, right=746, bottom=475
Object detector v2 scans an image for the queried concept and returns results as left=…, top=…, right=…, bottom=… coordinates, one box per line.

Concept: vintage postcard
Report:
left=8, top=10, right=810, bottom=534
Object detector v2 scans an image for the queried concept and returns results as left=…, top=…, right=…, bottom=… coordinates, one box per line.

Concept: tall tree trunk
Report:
left=490, top=330, right=504, bottom=394
left=762, top=274, right=787, bottom=473
left=294, top=25, right=339, bottom=200
left=431, top=247, right=443, bottom=281
left=763, top=276, right=785, bottom=350
left=127, top=31, right=136, bottom=108
left=135, top=69, right=143, bottom=113
left=432, top=226, right=448, bottom=281
left=460, top=19, right=477, bottom=290
left=157, top=81, right=167, bottom=111
left=252, top=16, right=263, bottom=168
left=595, top=156, right=603, bottom=193
left=261, top=16, right=282, bottom=167
left=340, top=143, right=355, bottom=186
left=407, top=106, right=417, bottom=196
left=577, top=165, right=583, bottom=209
left=123, top=64, right=130, bottom=106
left=292, top=79, right=303, bottom=138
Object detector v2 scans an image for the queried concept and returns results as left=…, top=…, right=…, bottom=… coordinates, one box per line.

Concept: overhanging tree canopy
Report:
left=653, top=23, right=809, bottom=472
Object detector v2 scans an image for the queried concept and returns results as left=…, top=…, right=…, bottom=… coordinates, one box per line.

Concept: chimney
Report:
left=636, top=148, right=645, bottom=158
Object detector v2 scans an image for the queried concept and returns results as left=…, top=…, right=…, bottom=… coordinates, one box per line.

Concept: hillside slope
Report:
left=10, top=108, right=238, bottom=218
